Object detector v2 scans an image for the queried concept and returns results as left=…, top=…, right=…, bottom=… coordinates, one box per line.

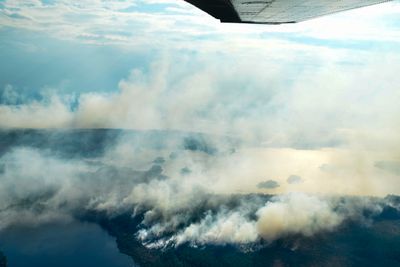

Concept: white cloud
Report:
left=0, top=0, right=399, bottom=50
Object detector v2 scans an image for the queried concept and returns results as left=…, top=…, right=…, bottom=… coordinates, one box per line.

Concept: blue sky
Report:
left=1, top=0, right=399, bottom=102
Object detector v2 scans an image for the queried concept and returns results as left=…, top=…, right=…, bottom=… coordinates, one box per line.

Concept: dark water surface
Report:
left=0, top=221, right=135, bottom=267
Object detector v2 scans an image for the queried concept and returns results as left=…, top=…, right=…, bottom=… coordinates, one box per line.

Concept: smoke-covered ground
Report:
left=0, top=129, right=399, bottom=266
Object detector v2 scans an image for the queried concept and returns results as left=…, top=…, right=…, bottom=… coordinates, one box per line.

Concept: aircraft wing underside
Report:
left=184, top=0, right=392, bottom=24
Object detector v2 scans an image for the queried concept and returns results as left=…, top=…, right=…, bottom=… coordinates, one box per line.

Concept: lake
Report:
left=0, top=221, right=135, bottom=267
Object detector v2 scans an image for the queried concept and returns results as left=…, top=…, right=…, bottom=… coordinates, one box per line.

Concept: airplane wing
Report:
left=184, top=0, right=391, bottom=24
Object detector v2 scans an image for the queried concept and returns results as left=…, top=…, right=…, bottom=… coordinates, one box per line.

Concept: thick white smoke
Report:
left=255, top=194, right=343, bottom=241
left=1, top=53, right=399, bottom=247
left=0, top=141, right=396, bottom=249
left=173, top=211, right=259, bottom=246
left=169, top=194, right=343, bottom=246
left=1, top=53, right=400, bottom=197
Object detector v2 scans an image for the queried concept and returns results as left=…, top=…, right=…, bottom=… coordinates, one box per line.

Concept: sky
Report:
left=0, top=0, right=400, bottom=197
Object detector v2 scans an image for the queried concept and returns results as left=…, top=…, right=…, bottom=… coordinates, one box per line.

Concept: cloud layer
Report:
left=1, top=0, right=400, bottom=49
